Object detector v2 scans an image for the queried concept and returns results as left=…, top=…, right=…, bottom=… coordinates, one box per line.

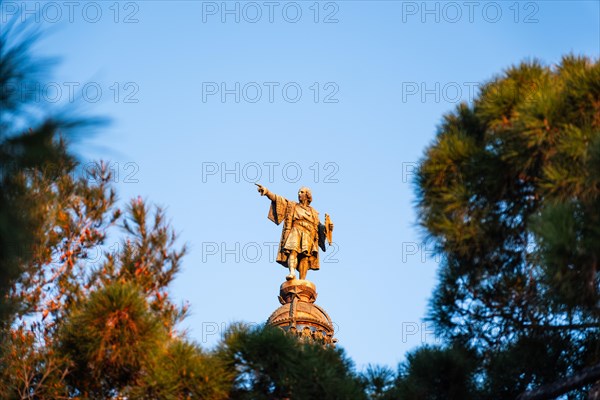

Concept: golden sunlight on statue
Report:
left=256, top=184, right=333, bottom=281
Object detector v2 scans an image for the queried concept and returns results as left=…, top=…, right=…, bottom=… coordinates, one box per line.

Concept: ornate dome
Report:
left=267, top=279, right=336, bottom=344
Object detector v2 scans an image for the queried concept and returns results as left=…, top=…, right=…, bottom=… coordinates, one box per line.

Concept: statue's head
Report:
left=298, top=187, right=312, bottom=204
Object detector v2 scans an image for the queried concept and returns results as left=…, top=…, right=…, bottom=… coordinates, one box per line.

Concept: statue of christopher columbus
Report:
left=256, top=184, right=333, bottom=281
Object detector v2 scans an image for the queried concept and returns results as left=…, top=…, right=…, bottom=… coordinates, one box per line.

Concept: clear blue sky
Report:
left=5, top=0, right=599, bottom=370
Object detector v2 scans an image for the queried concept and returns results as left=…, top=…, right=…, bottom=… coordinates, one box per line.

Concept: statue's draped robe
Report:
left=268, top=194, right=324, bottom=271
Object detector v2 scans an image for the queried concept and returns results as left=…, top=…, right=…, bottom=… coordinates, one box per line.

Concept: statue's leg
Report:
left=287, top=251, right=298, bottom=280
left=298, top=257, right=309, bottom=280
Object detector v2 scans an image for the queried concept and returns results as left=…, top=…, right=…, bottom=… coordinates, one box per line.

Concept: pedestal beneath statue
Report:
left=267, top=279, right=337, bottom=344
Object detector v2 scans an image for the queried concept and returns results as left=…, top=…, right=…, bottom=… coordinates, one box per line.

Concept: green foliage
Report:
left=131, top=339, right=233, bottom=400
left=360, top=364, right=395, bottom=399
left=59, top=282, right=164, bottom=396
left=0, top=326, right=71, bottom=399
left=416, top=55, right=600, bottom=397
left=96, top=198, right=188, bottom=332
left=218, top=323, right=366, bottom=400
left=392, top=345, right=478, bottom=400
left=482, top=333, right=572, bottom=399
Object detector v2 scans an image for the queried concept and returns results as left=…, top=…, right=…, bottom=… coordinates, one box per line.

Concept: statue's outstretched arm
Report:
left=255, top=183, right=276, bottom=201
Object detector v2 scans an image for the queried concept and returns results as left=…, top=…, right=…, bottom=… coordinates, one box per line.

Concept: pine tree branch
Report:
left=520, top=322, right=600, bottom=331
left=517, top=363, right=600, bottom=400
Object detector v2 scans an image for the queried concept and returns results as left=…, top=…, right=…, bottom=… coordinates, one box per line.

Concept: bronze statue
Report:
left=256, top=184, right=333, bottom=281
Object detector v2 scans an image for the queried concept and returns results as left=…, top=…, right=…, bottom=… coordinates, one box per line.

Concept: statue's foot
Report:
left=286, top=274, right=295, bottom=281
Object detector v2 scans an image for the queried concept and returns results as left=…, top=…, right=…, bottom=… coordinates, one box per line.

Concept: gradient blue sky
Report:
left=5, top=0, right=599, bottom=370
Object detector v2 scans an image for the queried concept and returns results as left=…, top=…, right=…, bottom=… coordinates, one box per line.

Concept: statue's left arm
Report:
left=318, top=214, right=334, bottom=251
left=325, top=214, right=333, bottom=245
